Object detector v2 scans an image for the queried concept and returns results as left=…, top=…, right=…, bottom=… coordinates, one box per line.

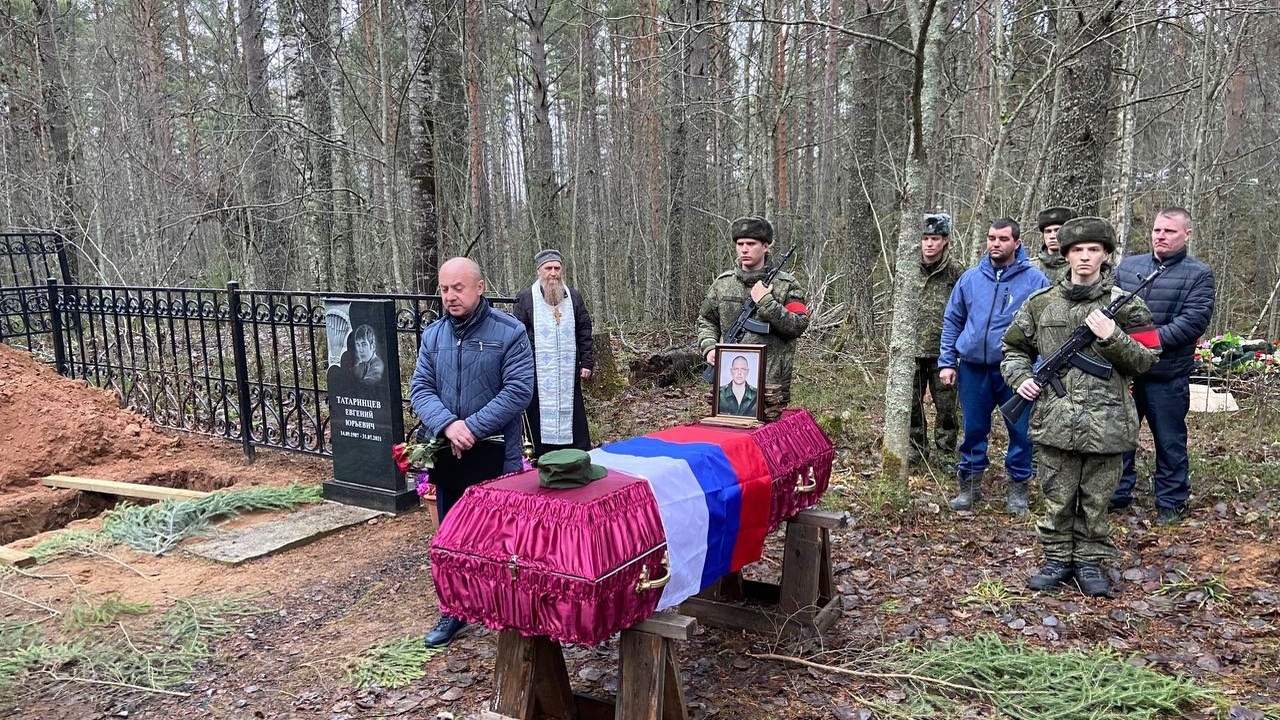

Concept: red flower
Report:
left=392, top=443, right=411, bottom=473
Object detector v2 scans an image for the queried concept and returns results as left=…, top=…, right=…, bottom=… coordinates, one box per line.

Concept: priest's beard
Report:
left=540, top=278, right=566, bottom=306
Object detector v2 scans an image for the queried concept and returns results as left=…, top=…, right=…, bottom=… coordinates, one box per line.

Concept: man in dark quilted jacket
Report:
left=1110, top=207, right=1216, bottom=525
left=410, top=256, right=534, bottom=646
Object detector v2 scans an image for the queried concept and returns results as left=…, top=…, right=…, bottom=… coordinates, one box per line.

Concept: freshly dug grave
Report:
left=0, top=343, right=328, bottom=544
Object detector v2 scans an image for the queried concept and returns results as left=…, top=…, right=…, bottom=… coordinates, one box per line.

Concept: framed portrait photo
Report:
left=710, top=343, right=766, bottom=424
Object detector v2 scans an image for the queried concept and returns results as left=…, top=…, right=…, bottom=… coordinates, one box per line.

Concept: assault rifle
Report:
left=702, top=246, right=797, bottom=383
left=999, top=264, right=1167, bottom=425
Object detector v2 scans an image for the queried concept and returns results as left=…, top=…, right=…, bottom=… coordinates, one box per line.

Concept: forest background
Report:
left=4, top=0, right=1277, bottom=343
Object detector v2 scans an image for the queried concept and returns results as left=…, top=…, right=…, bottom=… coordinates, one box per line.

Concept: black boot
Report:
left=1027, top=559, right=1074, bottom=591
left=948, top=474, right=982, bottom=511
left=1005, top=481, right=1030, bottom=516
left=1074, top=563, right=1112, bottom=597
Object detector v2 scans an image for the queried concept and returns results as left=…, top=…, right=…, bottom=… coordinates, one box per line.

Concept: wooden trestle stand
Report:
left=482, top=614, right=696, bottom=720
left=678, top=509, right=848, bottom=636
left=482, top=510, right=847, bottom=720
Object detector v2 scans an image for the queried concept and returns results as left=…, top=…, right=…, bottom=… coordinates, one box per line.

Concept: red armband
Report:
left=785, top=300, right=808, bottom=315
left=1126, top=325, right=1161, bottom=349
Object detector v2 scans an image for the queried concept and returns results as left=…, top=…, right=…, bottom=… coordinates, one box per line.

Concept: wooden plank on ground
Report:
left=0, top=546, right=36, bottom=568
left=41, top=475, right=210, bottom=502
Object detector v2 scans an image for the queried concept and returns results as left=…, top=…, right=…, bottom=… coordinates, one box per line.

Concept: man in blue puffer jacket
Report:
left=939, top=218, right=1049, bottom=514
left=411, top=256, right=534, bottom=646
left=1110, top=207, right=1215, bottom=525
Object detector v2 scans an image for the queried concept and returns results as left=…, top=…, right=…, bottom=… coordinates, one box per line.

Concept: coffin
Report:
left=429, top=409, right=833, bottom=645
left=430, top=470, right=669, bottom=646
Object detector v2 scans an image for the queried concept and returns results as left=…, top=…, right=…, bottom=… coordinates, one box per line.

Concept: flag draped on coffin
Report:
left=590, top=424, right=772, bottom=611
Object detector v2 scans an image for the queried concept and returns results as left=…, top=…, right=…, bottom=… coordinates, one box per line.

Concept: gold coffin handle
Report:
left=795, top=465, right=818, bottom=493
left=636, top=553, right=672, bottom=593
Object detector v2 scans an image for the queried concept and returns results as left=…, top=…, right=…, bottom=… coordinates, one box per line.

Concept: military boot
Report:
left=948, top=474, right=982, bottom=511
left=1027, top=559, right=1074, bottom=591
left=1005, top=481, right=1030, bottom=516
left=1074, top=563, right=1112, bottom=597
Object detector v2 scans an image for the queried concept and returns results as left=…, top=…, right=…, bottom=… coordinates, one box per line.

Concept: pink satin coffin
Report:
left=429, top=470, right=667, bottom=646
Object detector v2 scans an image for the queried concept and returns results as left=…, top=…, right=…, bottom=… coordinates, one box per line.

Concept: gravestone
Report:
left=322, top=299, right=417, bottom=513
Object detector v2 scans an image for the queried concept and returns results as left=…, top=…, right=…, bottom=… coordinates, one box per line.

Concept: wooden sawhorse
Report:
left=481, top=613, right=695, bottom=720
left=678, top=509, right=848, bottom=636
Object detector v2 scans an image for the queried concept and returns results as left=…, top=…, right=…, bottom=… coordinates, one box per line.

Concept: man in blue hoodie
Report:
left=939, top=218, right=1049, bottom=514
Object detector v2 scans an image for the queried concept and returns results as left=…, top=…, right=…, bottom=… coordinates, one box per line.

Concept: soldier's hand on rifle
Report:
left=1085, top=308, right=1116, bottom=340
left=580, top=368, right=592, bottom=380
left=750, top=281, right=771, bottom=302
left=939, top=368, right=956, bottom=387
left=1016, top=378, right=1042, bottom=401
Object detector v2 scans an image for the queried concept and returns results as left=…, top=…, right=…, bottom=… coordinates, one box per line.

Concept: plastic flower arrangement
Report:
left=1194, top=333, right=1279, bottom=377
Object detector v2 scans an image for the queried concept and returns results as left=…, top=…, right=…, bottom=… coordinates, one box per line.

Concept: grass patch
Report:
left=346, top=635, right=445, bottom=689
left=886, top=633, right=1218, bottom=719
left=957, top=578, right=1024, bottom=610
left=1155, top=570, right=1233, bottom=610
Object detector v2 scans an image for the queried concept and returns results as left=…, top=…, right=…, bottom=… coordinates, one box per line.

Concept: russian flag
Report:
left=590, top=428, right=772, bottom=610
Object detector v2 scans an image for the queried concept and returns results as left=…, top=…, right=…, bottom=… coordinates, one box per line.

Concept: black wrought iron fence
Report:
left=0, top=232, right=71, bottom=352
left=38, top=279, right=514, bottom=459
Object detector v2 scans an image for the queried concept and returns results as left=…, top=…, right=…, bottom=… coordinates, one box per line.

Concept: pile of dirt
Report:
left=0, top=343, right=179, bottom=489
left=0, top=343, right=330, bottom=544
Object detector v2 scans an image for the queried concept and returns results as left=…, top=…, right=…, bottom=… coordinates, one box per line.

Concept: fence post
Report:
left=46, top=278, right=67, bottom=376
left=227, top=281, right=256, bottom=461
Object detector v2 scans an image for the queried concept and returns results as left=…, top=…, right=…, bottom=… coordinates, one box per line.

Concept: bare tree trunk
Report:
left=1044, top=3, right=1117, bottom=214
left=240, top=0, right=287, bottom=288
left=464, top=0, right=495, bottom=268
left=520, top=0, right=561, bottom=247
left=406, top=0, right=440, bottom=292
left=884, top=0, right=942, bottom=475
left=32, top=0, right=80, bottom=281
left=668, top=0, right=713, bottom=319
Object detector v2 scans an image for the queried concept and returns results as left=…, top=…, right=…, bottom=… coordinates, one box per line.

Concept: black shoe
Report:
left=1107, top=497, right=1131, bottom=513
left=1005, top=481, right=1030, bottom=516
left=1027, top=560, right=1074, bottom=591
left=1074, top=563, right=1112, bottom=597
left=1155, top=506, right=1186, bottom=526
left=424, top=614, right=468, bottom=647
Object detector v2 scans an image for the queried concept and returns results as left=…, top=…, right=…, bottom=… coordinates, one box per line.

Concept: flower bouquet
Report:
left=392, top=437, right=451, bottom=527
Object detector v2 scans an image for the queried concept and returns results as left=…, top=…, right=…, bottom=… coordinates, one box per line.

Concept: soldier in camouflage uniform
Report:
left=911, top=213, right=964, bottom=463
left=1028, top=206, right=1075, bottom=284
left=1001, top=217, right=1161, bottom=597
left=697, top=216, right=809, bottom=404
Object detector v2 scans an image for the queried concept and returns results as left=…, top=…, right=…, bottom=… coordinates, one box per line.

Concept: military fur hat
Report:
left=730, top=216, right=774, bottom=244
left=1037, top=206, right=1076, bottom=231
left=922, top=213, right=952, bottom=236
left=1057, top=216, right=1116, bottom=254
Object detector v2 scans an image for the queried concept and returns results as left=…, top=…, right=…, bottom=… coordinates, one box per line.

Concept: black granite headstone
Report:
left=322, top=299, right=417, bottom=513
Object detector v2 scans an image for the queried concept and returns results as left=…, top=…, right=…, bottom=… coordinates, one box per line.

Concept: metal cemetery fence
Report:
left=0, top=233, right=72, bottom=351
left=2, top=272, right=514, bottom=460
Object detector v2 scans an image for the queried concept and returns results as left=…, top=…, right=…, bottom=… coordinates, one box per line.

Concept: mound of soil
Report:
left=0, top=343, right=178, bottom=488
left=0, top=343, right=330, bottom=544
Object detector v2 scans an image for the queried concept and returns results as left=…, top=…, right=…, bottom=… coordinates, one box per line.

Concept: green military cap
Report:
left=1057, top=216, right=1116, bottom=254
left=536, top=449, right=609, bottom=489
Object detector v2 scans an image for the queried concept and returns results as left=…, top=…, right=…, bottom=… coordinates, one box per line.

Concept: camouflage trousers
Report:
left=1036, top=446, right=1123, bottom=565
left=910, top=357, right=958, bottom=454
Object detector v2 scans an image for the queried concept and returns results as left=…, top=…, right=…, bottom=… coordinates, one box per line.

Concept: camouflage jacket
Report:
left=1001, top=269, right=1159, bottom=453
left=1029, top=249, right=1069, bottom=285
left=914, top=251, right=965, bottom=358
left=697, top=264, right=809, bottom=396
